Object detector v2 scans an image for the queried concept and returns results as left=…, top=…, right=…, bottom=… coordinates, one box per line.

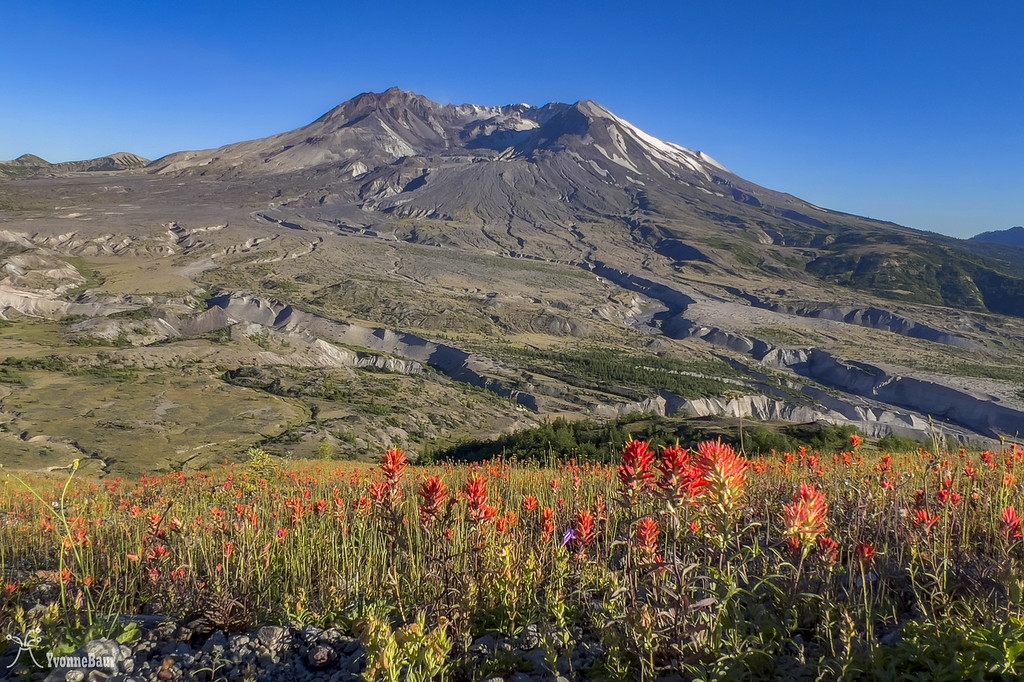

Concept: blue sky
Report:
left=2, top=0, right=1021, bottom=238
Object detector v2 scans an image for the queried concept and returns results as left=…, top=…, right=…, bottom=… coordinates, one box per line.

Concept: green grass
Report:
left=487, top=343, right=745, bottom=400
left=751, top=326, right=806, bottom=346
left=60, top=256, right=105, bottom=299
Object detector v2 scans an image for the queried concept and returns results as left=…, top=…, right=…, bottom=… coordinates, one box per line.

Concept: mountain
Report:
left=1, top=88, right=1023, bottom=472
left=0, top=151, right=149, bottom=177
left=150, top=88, right=1024, bottom=318
left=971, top=226, right=1024, bottom=249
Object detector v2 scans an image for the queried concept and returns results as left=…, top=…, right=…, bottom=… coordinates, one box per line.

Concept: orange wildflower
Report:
left=464, top=476, right=497, bottom=524
left=913, top=509, right=940, bottom=532
left=818, top=536, right=840, bottom=565
left=693, top=440, right=750, bottom=512
left=784, top=484, right=829, bottom=550
left=857, top=542, right=877, bottom=565
left=635, top=516, right=661, bottom=559
left=417, top=476, right=449, bottom=526
left=659, top=445, right=698, bottom=503
left=618, top=439, right=655, bottom=502
left=574, top=510, right=597, bottom=547
left=1002, top=507, right=1023, bottom=541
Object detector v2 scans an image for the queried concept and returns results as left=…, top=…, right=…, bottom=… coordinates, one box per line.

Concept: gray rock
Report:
left=159, top=641, right=191, bottom=657
left=202, top=631, right=228, bottom=652
left=64, top=672, right=86, bottom=682
left=228, top=634, right=251, bottom=648
left=471, top=633, right=499, bottom=652
left=306, top=644, right=336, bottom=670
left=256, top=626, right=290, bottom=650
left=81, top=639, right=127, bottom=669
left=521, top=647, right=550, bottom=672
left=518, top=624, right=541, bottom=650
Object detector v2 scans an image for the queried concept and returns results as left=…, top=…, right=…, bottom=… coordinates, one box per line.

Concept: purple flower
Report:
left=562, top=528, right=577, bottom=546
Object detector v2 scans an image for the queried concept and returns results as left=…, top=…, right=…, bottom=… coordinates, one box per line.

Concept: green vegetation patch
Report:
left=434, top=415, right=867, bottom=463
left=495, top=344, right=745, bottom=400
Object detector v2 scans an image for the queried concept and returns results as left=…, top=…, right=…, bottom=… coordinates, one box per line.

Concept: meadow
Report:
left=3, top=437, right=1024, bottom=680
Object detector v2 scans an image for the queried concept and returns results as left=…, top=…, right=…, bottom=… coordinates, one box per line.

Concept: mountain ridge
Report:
left=971, top=226, right=1024, bottom=248
left=0, top=151, right=149, bottom=177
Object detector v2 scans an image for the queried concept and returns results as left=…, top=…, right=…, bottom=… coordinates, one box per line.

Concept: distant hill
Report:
left=0, top=151, right=149, bottom=177
left=971, top=226, right=1024, bottom=249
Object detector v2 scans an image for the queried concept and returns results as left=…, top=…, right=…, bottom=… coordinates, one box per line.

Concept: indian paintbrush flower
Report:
left=784, top=484, right=829, bottom=551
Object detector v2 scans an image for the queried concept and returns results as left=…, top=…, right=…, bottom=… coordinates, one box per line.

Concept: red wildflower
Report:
left=496, top=512, right=518, bottom=535
left=1002, top=507, right=1023, bottom=541
left=4, top=583, right=18, bottom=595
left=522, top=495, right=539, bottom=514
left=818, top=536, right=840, bottom=565
left=369, top=481, right=390, bottom=504
left=849, top=434, right=863, bottom=449
left=147, top=545, right=170, bottom=561
left=784, top=484, right=829, bottom=550
left=574, top=510, right=597, bottom=546
left=913, top=509, right=940, bottom=532
left=417, top=476, right=449, bottom=526
left=542, top=507, right=555, bottom=543
left=464, top=476, right=496, bottom=524
left=857, top=543, right=877, bottom=565
left=382, top=448, right=409, bottom=483
left=659, top=445, right=698, bottom=503
left=617, top=439, right=656, bottom=503
left=635, top=516, right=661, bottom=559
left=693, top=440, right=750, bottom=512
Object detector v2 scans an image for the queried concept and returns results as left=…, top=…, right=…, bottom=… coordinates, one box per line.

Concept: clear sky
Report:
left=2, top=0, right=1021, bottom=238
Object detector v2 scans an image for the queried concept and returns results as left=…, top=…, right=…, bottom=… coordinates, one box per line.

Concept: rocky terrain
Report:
left=0, top=617, right=624, bottom=682
left=1, top=88, right=1023, bottom=472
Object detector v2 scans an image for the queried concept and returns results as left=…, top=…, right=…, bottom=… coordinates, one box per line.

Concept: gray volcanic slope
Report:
left=150, top=89, right=1024, bottom=318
